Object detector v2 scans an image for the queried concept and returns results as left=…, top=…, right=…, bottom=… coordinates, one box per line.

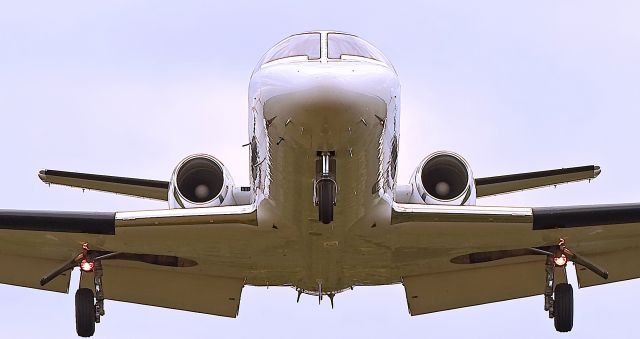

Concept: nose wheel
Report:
left=317, top=179, right=335, bottom=224
left=314, top=152, right=337, bottom=224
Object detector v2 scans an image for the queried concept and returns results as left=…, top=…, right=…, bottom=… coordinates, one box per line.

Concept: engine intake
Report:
left=168, top=154, right=234, bottom=208
left=412, top=151, right=476, bottom=205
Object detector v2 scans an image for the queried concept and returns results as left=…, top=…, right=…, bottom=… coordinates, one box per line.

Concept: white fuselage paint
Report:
left=247, top=47, right=400, bottom=294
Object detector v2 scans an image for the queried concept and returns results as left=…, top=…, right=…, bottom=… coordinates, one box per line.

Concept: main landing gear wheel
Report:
left=318, top=180, right=335, bottom=224
left=553, top=283, right=574, bottom=332
left=75, top=288, right=96, bottom=337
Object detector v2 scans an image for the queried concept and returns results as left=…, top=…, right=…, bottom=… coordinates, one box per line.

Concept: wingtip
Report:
left=593, top=166, right=601, bottom=178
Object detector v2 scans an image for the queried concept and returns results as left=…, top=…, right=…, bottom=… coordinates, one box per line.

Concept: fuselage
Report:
left=247, top=31, right=400, bottom=293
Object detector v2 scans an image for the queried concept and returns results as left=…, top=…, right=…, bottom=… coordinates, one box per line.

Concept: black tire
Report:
left=318, top=180, right=334, bottom=224
left=75, top=288, right=96, bottom=337
left=554, top=283, right=574, bottom=332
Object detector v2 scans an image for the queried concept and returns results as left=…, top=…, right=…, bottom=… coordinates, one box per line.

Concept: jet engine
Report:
left=411, top=151, right=476, bottom=205
left=168, top=154, right=235, bottom=208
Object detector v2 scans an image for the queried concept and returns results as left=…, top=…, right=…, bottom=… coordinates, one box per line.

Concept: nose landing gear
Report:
left=314, top=151, right=337, bottom=224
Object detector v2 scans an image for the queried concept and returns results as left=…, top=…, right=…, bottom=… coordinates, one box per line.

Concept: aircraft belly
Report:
left=259, top=89, right=394, bottom=291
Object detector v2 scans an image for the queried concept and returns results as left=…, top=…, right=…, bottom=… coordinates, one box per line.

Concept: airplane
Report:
left=1, top=30, right=638, bottom=337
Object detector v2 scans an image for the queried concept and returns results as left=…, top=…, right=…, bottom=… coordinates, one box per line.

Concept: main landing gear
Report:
left=314, top=151, right=337, bottom=224
left=543, top=254, right=573, bottom=332
left=75, top=260, right=105, bottom=337
left=40, top=243, right=116, bottom=337
left=535, top=239, right=608, bottom=333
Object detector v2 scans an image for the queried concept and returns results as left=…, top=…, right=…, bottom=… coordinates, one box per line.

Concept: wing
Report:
left=388, top=202, right=640, bottom=315
left=38, top=169, right=169, bottom=200
left=475, top=165, right=600, bottom=197
left=0, top=205, right=260, bottom=317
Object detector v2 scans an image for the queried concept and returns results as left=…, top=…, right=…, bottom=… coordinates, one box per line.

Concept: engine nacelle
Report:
left=168, top=154, right=235, bottom=209
left=411, top=151, right=476, bottom=205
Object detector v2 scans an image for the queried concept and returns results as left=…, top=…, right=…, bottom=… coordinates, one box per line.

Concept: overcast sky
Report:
left=1, top=1, right=639, bottom=338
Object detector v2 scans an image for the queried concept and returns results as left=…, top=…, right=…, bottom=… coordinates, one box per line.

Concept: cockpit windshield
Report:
left=259, top=33, right=321, bottom=65
left=254, top=32, right=394, bottom=73
left=327, top=33, right=390, bottom=65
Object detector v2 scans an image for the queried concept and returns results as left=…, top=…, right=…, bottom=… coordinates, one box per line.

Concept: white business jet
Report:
left=1, top=31, right=636, bottom=337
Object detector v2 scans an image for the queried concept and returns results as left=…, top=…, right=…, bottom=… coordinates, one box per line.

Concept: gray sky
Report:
left=1, top=1, right=639, bottom=338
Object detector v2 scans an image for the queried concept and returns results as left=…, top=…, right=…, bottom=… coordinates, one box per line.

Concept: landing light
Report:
left=554, top=254, right=568, bottom=267
left=80, top=260, right=95, bottom=272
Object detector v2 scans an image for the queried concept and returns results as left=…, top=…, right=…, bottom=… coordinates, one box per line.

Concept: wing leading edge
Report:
left=38, top=169, right=169, bottom=201
left=475, top=165, right=601, bottom=197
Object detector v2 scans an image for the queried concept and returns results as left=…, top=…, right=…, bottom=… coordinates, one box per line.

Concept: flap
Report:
left=403, top=259, right=567, bottom=315
left=575, top=240, right=640, bottom=288
left=80, top=262, right=244, bottom=317
left=0, top=252, right=71, bottom=293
